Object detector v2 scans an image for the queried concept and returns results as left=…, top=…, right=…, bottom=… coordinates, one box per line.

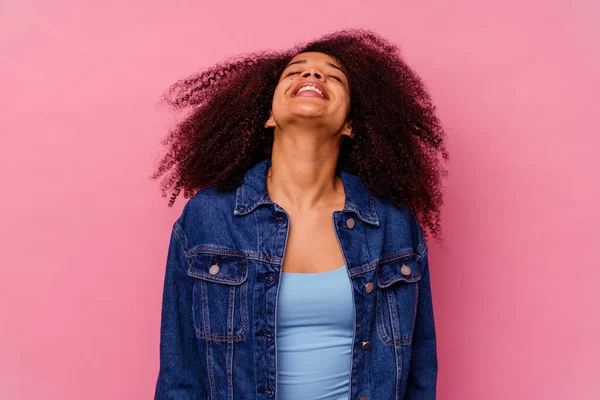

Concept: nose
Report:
left=301, top=67, right=324, bottom=80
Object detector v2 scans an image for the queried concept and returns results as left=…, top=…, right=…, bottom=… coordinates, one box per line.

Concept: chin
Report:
left=287, top=104, right=328, bottom=117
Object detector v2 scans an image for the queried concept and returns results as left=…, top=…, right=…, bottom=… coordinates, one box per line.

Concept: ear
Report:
left=341, top=119, right=354, bottom=139
left=264, top=111, right=276, bottom=128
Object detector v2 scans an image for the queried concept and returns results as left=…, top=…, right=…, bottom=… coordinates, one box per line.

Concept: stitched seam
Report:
left=395, top=346, right=402, bottom=399
left=196, top=330, right=248, bottom=341
left=228, top=286, right=235, bottom=338
left=191, top=281, right=199, bottom=338
left=206, top=330, right=216, bottom=400
left=227, top=339, right=234, bottom=400
left=378, top=273, right=422, bottom=287
left=194, top=282, right=249, bottom=342
left=227, top=286, right=234, bottom=400
left=185, top=247, right=416, bottom=269
left=387, top=290, right=400, bottom=343
left=186, top=247, right=281, bottom=265
left=241, top=278, right=248, bottom=337
left=188, top=268, right=248, bottom=285
left=376, top=287, right=413, bottom=346
left=201, top=279, right=211, bottom=336
left=412, top=280, right=419, bottom=336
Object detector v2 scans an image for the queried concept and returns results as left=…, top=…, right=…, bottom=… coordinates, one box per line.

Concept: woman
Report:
left=152, top=29, right=448, bottom=400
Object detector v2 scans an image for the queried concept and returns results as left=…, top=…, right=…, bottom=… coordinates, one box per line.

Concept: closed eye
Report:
left=284, top=71, right=345, bottom=87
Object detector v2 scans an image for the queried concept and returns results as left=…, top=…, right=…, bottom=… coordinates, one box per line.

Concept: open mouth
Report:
left=296, top=85, right=324, bottom=97
left=292, top=81, right=328, bottom=99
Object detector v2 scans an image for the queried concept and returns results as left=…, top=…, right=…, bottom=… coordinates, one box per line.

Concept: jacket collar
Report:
left=234, top=158, right=379, bottom=226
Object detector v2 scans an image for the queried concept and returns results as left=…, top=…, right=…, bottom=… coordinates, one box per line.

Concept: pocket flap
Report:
left=187, top=252, right=248, bottom=285
left=376, top=254, right=421, bottom=288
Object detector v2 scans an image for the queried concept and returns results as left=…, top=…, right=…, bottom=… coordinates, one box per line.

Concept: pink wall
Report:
left=1, top=0, right=598, bottom=398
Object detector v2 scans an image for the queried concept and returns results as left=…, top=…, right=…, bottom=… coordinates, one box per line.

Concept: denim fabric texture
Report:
left=154, top=157, right=438, bottom=400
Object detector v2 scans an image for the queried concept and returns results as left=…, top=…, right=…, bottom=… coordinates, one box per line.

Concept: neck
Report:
left=266, top=127, right=346, bottom=212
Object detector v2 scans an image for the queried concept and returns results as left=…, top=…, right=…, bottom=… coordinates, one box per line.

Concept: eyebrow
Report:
left=284, top=59, right=347, bottom=76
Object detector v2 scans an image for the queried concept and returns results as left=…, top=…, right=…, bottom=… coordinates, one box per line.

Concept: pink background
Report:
left=1, top=0, right=599, bottom=398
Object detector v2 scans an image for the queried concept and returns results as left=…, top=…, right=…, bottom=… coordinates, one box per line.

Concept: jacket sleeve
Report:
left=154, top=223, right=206, bottom=399
left=404, top=238, right=438, bottom=399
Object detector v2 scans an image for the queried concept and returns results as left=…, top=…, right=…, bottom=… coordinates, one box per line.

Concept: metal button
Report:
left=209, top=264, right=220, bottom=275
left=361, top=341, right=370, bottom=350
left=359, top=397, right=369, bottom=400
left=346, top=218, right=355, bottom=229
left=401, top=264, right=411, bottom=276
left=365, top=282, right=374, bottom=293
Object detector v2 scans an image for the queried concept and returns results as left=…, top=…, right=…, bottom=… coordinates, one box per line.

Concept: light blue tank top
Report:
left=276, top=264, right=354, bottom=400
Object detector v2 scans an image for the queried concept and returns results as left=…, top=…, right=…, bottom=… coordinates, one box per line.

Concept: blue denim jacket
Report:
left=154, top=158, right=438, bottom=399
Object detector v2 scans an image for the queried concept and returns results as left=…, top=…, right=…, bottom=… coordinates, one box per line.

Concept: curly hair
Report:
left=150, top=28, right=450, bottom=244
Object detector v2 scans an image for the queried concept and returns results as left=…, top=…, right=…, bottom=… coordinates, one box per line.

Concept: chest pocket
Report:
left=375, top=253, right=421, bottom=345
left=187, top=252, right=249, bottom=342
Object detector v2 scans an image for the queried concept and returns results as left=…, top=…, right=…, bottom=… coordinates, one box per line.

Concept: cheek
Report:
left=272, top=81, right=293, bottom=106
left=275, top=84, right=287, bottom=99
left=336, top=89, right=351, bottom=111
left=271, top=89, right=283, bottom=109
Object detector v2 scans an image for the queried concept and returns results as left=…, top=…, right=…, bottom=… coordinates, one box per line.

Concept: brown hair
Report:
left=150, top=28, right=450, bottom=244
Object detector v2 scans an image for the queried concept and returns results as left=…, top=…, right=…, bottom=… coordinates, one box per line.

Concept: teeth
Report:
left=297, top=85, right=323, bottom=97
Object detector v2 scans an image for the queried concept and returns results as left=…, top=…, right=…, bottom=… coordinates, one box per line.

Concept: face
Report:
left=265, top=51, right=353, bottom=138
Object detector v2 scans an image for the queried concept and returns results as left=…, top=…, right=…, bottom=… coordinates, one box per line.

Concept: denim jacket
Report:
left=154, top=158, right=438, bottom=400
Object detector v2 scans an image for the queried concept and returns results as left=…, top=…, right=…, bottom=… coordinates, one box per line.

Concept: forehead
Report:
left=284, top=51, right=348, bottom=77
left=288, top=51, right=340, bottom=64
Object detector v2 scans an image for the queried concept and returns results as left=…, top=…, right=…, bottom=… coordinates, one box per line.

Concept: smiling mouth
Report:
left=292, top=81, right=328, bottom=99
left=294, top=85, right=325, bottom=97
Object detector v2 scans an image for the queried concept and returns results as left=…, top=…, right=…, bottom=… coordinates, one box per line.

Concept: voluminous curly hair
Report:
left=150, top=28, right=449, bottom=244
